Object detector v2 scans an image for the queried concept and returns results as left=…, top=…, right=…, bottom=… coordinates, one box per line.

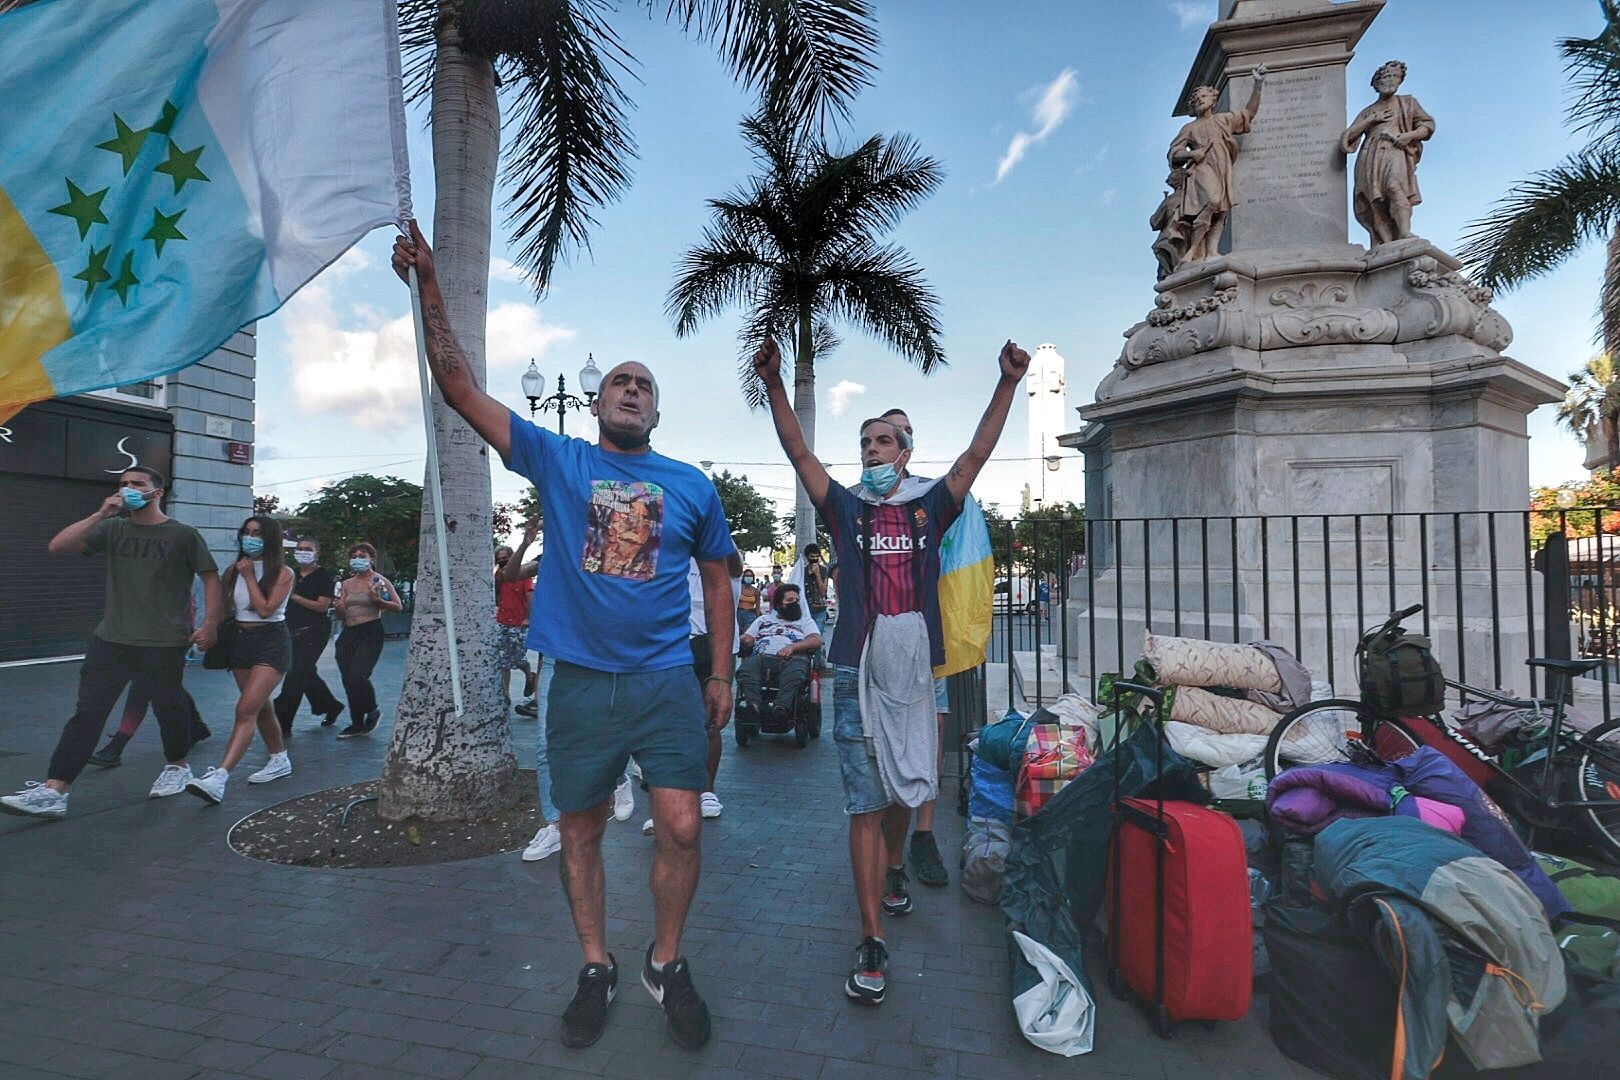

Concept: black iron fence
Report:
left=966, top=509, right=1620, bottom=727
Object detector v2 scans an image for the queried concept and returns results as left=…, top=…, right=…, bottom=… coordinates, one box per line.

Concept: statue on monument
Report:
left=1162, top=64, right=1267, bottom=269
left=1149, top=168, right=1190, bottom=280
left=1340, top=60, right=1434, bottom=247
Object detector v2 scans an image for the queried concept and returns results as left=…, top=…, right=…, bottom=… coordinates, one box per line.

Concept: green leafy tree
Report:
left=1461, top=3, right=1620, bottom=349
left=252, top=493, right=282, bottom=517
left=381, top=0, right=882, bottom=821
left=711, top=469, right=778, bottom=553
left=492, top=486, right=541, bottom=539
left=292, top=474, right=423, bottom=581
left=983, top=502, right=1084, bottom=589
left=777, top=509, right=832, bottom=561
left=668, top=113, right=945, bottom=550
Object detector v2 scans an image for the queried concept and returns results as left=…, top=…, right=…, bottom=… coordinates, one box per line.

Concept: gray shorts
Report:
left=494, top=623, right=528, bottom=670
left=230, top=622, right=291, bottom=674
left=546, top=660, right=709, bottom=814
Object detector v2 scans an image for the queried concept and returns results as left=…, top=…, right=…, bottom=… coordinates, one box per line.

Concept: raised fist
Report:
left=752, top=337, right=782, bottom=383
left=999, top=340, right=1031, bottom=381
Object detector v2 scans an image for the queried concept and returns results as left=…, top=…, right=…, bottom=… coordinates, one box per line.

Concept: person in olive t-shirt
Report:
left=1, top=467, right=223, bottom=819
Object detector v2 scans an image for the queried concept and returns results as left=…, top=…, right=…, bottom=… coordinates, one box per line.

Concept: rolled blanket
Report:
left=1143, top=631, right=1282, bottom=694
left=1167, top=685, right=1284, bottom=736
left=1162, top=722, right=1269, bottom=769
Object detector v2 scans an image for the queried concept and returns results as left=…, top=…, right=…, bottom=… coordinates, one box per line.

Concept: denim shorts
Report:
left=230, top=622, right=291, bottom=674
left=934, top=676, right=949, bottom=714
left=833, top=665, right=891, bottom=815
left=546, top=660, right=709, bottom=813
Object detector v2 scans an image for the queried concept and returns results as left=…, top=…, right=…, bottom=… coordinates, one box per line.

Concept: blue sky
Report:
left=251, top=0, right=1607, bottom=531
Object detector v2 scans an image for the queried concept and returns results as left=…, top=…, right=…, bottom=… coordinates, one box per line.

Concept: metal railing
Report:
left=974, top=509, right=1620, bottom=724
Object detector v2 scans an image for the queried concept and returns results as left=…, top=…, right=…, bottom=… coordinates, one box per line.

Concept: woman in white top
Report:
left=185, top=515, right=296, bottom=804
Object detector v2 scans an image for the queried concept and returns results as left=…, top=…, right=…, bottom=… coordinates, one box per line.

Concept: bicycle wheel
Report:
left=1575, top=719, right=1620, bottom=863
left=1263, top=699, right=1423, bottom=781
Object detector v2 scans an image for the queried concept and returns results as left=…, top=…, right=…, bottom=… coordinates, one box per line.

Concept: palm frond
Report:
left=497, top=0, right=638, bottom=293
left=666, top=224, right=776, bottom=335
left=397, top=0, right=444, bottom=103
left=810, top=131, right=944, bottom=252
left=1458, top=148, right=1620, bottom=291
left=819, top=243, right=945, bottom=372
left=666, top=0, right=879, bottom=130
left=1561, top=1, right=1620, bottom=150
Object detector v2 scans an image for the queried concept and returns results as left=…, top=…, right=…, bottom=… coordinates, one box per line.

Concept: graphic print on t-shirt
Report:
left=582, top=480, right=663, bottom=581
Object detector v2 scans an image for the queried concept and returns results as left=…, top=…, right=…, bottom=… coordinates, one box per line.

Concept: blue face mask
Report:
left=860, top=461, right=900, bottom=497
left=120, top=487, right=149, bottom=510
left=349, top=557, right=372, bottom=573
left=240, top=535, right=265, bottom=557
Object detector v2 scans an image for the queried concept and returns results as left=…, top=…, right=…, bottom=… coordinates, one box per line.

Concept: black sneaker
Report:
left=910, top=831, right=948, bottom=888
left=845, top=937, right=888, bottom=1005
left=88, top=741, right=124, bottom=769
left=561, top=956, right=617, bottom=1048
left=321, top=705, right=344, bottom=727
left=335, top=723, right=367, bottom=739
left=881, top=866, right=913, bottom=917
left=641, top=945, right=711, bottom=1050
left=363, top=709, right=381, bottom=732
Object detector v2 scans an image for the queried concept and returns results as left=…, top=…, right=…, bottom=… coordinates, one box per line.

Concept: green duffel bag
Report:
left=1537, top=853, right=1620, bottom=976
left=1536, top=852, right=1620, bottom=920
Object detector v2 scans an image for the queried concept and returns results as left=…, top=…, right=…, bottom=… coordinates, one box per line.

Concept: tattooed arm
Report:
left=945, top=340, right=1031, bottom=505
left=392, top=221, right=512, bottom=460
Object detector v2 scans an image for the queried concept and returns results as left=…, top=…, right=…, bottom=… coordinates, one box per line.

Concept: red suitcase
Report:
left=1105, top=681, right=1252, bottom=1037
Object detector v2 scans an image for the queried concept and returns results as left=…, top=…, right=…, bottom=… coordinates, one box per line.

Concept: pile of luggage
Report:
left=962, top=632, right=1620, bottom=1076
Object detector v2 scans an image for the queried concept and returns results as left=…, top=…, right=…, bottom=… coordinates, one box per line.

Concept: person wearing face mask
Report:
left=755, top=335, right=1028, bottom=1007
left=184, top=515, right=297, bottom=803
left=331, top=542, right=403, bottom=739
left=3, top=467, right=223, bottom=818
left=393, top=224, right=736, bottom=1053
left=272, top=536, right=343, bottom=736
left=737, top=568, right=761, bottom=639
left=735, top=583, right=821, bottom=721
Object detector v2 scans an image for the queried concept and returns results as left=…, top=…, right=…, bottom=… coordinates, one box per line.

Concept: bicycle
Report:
left=1262, top=603, right=1620, bottom=861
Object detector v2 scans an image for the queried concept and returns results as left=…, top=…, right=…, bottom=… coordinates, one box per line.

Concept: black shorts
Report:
left=231, top=622, right=292, bottom=674
left=690, top=634, right=712, bottom=682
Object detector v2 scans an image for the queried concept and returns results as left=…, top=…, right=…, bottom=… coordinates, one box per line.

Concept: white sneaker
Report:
left=521, top=823, right=560, bottom=862
left=612, top=777, right=634, bottom=822
left=642, top=817, right=655, bottom=835
left=185, top=767, right=228, bottom=805
left=247, top=752, right=292, bottom=784
left=0, top=781, right=67, bottom=818
left=148, top=764, right=193, bottom=799
left=700, top=791, right=723, bottom=819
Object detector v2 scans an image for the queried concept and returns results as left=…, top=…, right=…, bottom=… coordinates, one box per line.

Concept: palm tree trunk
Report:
left=793, top=305, right=817, bottom=552
left=377, top=6, right=521, bottom=821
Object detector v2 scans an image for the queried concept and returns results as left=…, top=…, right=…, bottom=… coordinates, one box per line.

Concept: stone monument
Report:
left=1064, top=0, right=1565, bottom=693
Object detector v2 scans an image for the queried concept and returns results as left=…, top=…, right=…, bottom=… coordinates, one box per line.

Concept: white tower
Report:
left=1026, top=343, right=1070, bottom=508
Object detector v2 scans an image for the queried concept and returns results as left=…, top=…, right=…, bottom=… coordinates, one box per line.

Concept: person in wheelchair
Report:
left=737, top=583, right=822, bottom=721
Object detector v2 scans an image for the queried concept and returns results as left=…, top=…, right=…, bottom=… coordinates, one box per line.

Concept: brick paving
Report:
left=0, top=643, right=1312, bottom=1079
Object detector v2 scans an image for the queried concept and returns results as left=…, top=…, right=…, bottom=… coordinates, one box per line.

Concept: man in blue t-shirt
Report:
left=394, top=225, right=733, bottom=1053
left=754, top=335, right=1028, bottom=1007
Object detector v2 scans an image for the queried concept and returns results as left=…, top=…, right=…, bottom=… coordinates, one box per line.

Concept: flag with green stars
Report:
left=0, top=0, right=411, bottom=421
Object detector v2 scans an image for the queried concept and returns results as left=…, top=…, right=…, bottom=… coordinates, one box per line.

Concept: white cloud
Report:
left=1100, top=189, right=1118, bottom=205
left=993, top=68, right=1081, bottom=185
left=827, top=380, right=867, bottom=418
left=285, top=259, right=573, bottom=430
left=1169, top=1, right=1213, bottom=30
left=490, top=257, right=527, bottom=285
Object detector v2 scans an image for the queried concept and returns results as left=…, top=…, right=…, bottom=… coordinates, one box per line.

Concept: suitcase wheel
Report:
left=1152, top=1004, right=1173, bottom=1040
left=1107, top=967, right=1128, bottom=1001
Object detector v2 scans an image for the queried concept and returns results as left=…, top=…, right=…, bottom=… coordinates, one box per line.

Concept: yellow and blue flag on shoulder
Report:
left=0, top=0, right=411, bottom=422
left=935, top=493, right=994, bottom=678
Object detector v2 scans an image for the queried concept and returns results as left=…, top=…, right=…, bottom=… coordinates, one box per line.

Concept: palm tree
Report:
left=377, top=1, right=880, bottom=821
left=1460, top=3, right=1620, bottom=351
left=1560, top=353, right=1620, bottom=471
left=668, top=114, right=945, bottom=550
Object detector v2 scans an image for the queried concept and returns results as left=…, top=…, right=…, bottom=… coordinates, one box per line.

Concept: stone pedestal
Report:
left=1064, top=0, right=1567, bottom=696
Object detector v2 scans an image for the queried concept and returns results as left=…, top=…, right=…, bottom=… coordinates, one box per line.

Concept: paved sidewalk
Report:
left=0, top=643, right=1308, bottom=1079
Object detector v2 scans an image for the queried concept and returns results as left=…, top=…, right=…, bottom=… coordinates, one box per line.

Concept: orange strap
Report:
left=1375, top=899, right=1409, bottom=1080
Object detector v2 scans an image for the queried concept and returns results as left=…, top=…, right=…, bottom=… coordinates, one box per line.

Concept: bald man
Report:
left=394, top=225, right=733, bottom=1052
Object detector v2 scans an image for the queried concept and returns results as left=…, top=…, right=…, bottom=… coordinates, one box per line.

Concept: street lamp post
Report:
left=521, top=354, right=603, bottom=434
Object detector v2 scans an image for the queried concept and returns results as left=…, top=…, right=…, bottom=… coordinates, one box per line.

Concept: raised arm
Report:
left=945, top=341, right=1031, bottom=505
left=391, top=220, right=511, bottom=460
left=1240, top=64, right=1267, bottom=125
left=503, top=519, right=540, bottom=582
left=752, top=338, right=830, bottom=509
left=48, top=495, right=122, bottom=555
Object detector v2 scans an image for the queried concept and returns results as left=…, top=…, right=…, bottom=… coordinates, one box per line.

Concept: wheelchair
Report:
left=733, top=657, right=821, bottom=749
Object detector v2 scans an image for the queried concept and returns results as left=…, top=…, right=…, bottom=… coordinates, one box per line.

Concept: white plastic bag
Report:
left=1010, top=930, right=1095, bottom=1057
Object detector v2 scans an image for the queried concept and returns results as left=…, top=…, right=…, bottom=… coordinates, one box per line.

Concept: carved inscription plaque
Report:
left=1231, top=69, right=1348, bottom=250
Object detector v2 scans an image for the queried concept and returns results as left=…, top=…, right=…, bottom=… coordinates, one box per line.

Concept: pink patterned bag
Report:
left=1015, top=722, right=1095, bottom=818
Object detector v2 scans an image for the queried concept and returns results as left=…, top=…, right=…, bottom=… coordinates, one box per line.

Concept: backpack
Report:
left=1357, top=623, right=1445, bottom=714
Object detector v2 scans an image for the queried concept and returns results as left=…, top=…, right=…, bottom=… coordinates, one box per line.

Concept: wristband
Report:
left=704, top=674, right=731, bottom=687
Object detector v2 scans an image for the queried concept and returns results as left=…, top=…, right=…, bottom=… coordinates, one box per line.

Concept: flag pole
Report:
left=406, top=261, right=465, bottom=717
